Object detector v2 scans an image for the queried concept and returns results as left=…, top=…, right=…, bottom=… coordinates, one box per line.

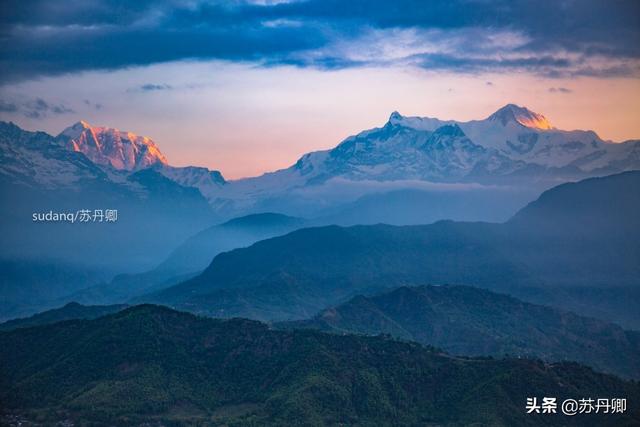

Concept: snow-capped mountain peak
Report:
left=386, top=111, right=449, bottom=131
left=487, top=104, right=553, bottom=130
left=58, top=120, right=92, bottom=140
left=57, top=120, right=168, bottom=171
left=388, top=111, right=403, bottom=122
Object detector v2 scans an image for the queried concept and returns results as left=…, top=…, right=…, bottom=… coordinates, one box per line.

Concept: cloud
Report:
left=0, top=97, right=75, bottom=119
left=288, top=177, right=508, bottom=203
left=549, top=87, right=572, bottom=94
left=83, top=99, right=103, bottom=110
left=0, top=100, right=18, bottom=112
left=0, top=0, right=638, bottom=83
left=139, top=83, right=173, bottom=92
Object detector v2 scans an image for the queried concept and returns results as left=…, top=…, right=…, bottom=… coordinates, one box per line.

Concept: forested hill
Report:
left=1, top=305, right=638, bottom=426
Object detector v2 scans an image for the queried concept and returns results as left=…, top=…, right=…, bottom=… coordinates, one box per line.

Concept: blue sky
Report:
left=1, top=0, right=639, bottom=178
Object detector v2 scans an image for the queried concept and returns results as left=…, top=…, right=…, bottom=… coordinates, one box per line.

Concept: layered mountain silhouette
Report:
left=1, top=106, right=639, bottom=425
left=282, top=285, right=640, bottom=379
left=1, top=106, right=639, bottom=321
left=70, top=213, right=308, bottom=305
left=1, top=305, right=638, bottom=426
left=144, top=171, right=640, bottom=328
left=9, top=283, right=639, bottom=379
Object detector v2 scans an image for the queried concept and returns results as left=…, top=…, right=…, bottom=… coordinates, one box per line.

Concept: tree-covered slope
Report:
left=1, top=305, right=638, bottom=426
left=282, top=285, right=640, bottom=379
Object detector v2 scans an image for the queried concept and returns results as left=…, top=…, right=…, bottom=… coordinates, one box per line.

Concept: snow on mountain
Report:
left=259, top=104, right=629, bottom=185
left=55, top=121, right=226, bottom=197
left=0, top=121, right=108, bottom=188
left=2, top=103, right=638, bottom=219
left=381, top=104, right=633, bottom=170
left=198, top=104, right=640, bottom=215
left=0, top=121, right=226, bottom=202
left=58, top=121, right=168, bottom=171
left=487, top=104, right=553, bottom=129
left=153, top=165, right=226, bottom=200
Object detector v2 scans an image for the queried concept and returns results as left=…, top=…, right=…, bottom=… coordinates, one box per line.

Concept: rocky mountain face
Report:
left=58, top=120, right=168, bottom=171
left=0, top=120, right=225, bottom=200
left=0, top=121, right=109, bottom=189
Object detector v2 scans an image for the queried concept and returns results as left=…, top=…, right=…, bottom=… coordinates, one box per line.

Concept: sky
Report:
left=0, top=0, right=639, bottom=179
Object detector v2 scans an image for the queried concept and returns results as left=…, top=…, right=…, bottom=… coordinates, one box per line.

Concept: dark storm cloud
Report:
left=0, top=0, right=638, bottom=83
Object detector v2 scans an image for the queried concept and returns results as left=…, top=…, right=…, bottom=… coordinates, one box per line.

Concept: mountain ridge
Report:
left=4, top=102, right=638, bottom=220
left=280, top=284, right=640, bottom=379
left=1, top=304, right=638, bottom=426
left=58, top=120, right=168, bottom=171
left=143, top=171, right=640, bottom=327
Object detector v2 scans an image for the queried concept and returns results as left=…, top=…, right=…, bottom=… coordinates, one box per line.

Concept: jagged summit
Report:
left=386, top=110, right=447, bottom=132
left=387, top=104, right=553, bottom=132
left=57, top=120, right=168, bottom=171
left=389, top=111, right=403, bottom=121
left=488, top=104, right=553, bottom=130
left=432, top=123, right=465, bottom=137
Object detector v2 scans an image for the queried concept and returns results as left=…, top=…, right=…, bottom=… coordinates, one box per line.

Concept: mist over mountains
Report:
left=2, top=0, right=639, bottom=422
left=70, top=213, right=309, bottom=306
left=143, top=171, right=640, bottom=329
left=201, top=103, right=640, bottom=218
left=1, top=102, right=639, bottom=425
left=1, top=104, right=639, bottom=322
left=3, top=103, right=639, bottom=222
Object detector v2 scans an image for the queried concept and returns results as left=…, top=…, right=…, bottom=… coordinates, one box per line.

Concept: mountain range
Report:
left=282, top=285, right=640, bottom=379
left=198, top=104, right=640, bottom=217
left=1, top=106, right=639, bottom=425
left=5, top=283, right=639, bottom=380
left=143, top=171, right=640, bottom=328
left=0, top=301, right=127, bottom=331
left=2, top=104, right=639, bottom=221
left=1, top=106, right=639, bottom=322
left=0, top=121, right=217, bottom=320
left=1, top=304, right=638, bottom=426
